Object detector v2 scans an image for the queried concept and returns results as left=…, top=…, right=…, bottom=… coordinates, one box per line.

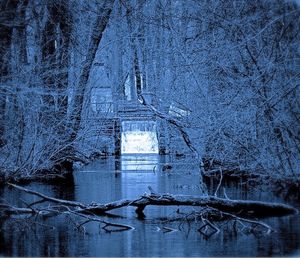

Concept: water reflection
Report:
left=120, top=154, right=158, bottom=171
left=0, top=155, right=299, bottom=257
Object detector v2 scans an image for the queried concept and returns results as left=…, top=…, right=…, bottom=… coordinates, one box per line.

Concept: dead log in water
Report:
left=2, top=183, right=297, bottom=234
left=7, top=183, right=297, bottom=218
left=83, top=192, right=297, bottom=218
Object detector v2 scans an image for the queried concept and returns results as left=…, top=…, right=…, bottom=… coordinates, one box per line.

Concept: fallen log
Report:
left=83, top=192, right=297, bottom=217
left=8, top=183, right=298, bottom=218
left=3, top=183, right=298, bottom=235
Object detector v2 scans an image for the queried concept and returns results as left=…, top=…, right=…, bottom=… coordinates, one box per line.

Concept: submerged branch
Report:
left=3, top=183, right=297, bottom=235
left=8, top=183, right=86, bottom=209
left=8, top=183, right=297, bottom=218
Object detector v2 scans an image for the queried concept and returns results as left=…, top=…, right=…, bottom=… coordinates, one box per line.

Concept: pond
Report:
left=0, top=155, right=299, bottom=257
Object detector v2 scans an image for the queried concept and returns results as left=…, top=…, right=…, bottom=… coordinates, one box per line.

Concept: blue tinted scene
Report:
left=0, top=0, right=299, bottom=257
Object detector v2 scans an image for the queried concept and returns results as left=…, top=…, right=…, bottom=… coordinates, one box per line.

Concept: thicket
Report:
left=0, top=0, right=299, bottom=181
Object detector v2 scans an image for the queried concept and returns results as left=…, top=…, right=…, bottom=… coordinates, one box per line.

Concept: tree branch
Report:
left=8, top=183, right=297, bottom=218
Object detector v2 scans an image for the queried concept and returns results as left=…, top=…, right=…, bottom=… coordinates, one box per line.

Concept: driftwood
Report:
left=7, top=183, right=297, bottom=218
left=3, top=183, right=134, bottom=232
left=83, top=192, right=297, bottom=218
left=2, top=183, right=297, bottom=235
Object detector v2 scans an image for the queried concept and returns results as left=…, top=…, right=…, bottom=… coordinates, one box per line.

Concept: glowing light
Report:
left=121, top=131, right=159, bottom=154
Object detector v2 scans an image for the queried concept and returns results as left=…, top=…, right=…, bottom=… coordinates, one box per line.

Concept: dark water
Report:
left=0, top=155, right=299, bottom=257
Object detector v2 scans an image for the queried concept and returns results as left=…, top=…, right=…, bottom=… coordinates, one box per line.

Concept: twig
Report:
left=208, top=207, right=273, bottom=234
left=66, top=209, right=134, bottom=232
left=214, top=168, right=223, bottom=197
left=223, top=188, right=229, bottom=200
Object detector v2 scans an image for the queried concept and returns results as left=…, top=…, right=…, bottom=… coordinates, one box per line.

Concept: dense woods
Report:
left=0, top=0, right=299, bottom=180
left=0, top=1, right=300, bottom=256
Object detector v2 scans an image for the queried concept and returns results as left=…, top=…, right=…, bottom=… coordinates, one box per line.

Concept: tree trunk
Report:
left=69, top=0, right=115, bottom=144
left=0, top=0, right=18, bottom=145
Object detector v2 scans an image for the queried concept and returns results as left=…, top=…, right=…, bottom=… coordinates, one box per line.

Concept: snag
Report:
left=3, top=183, right=298, bottom=235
